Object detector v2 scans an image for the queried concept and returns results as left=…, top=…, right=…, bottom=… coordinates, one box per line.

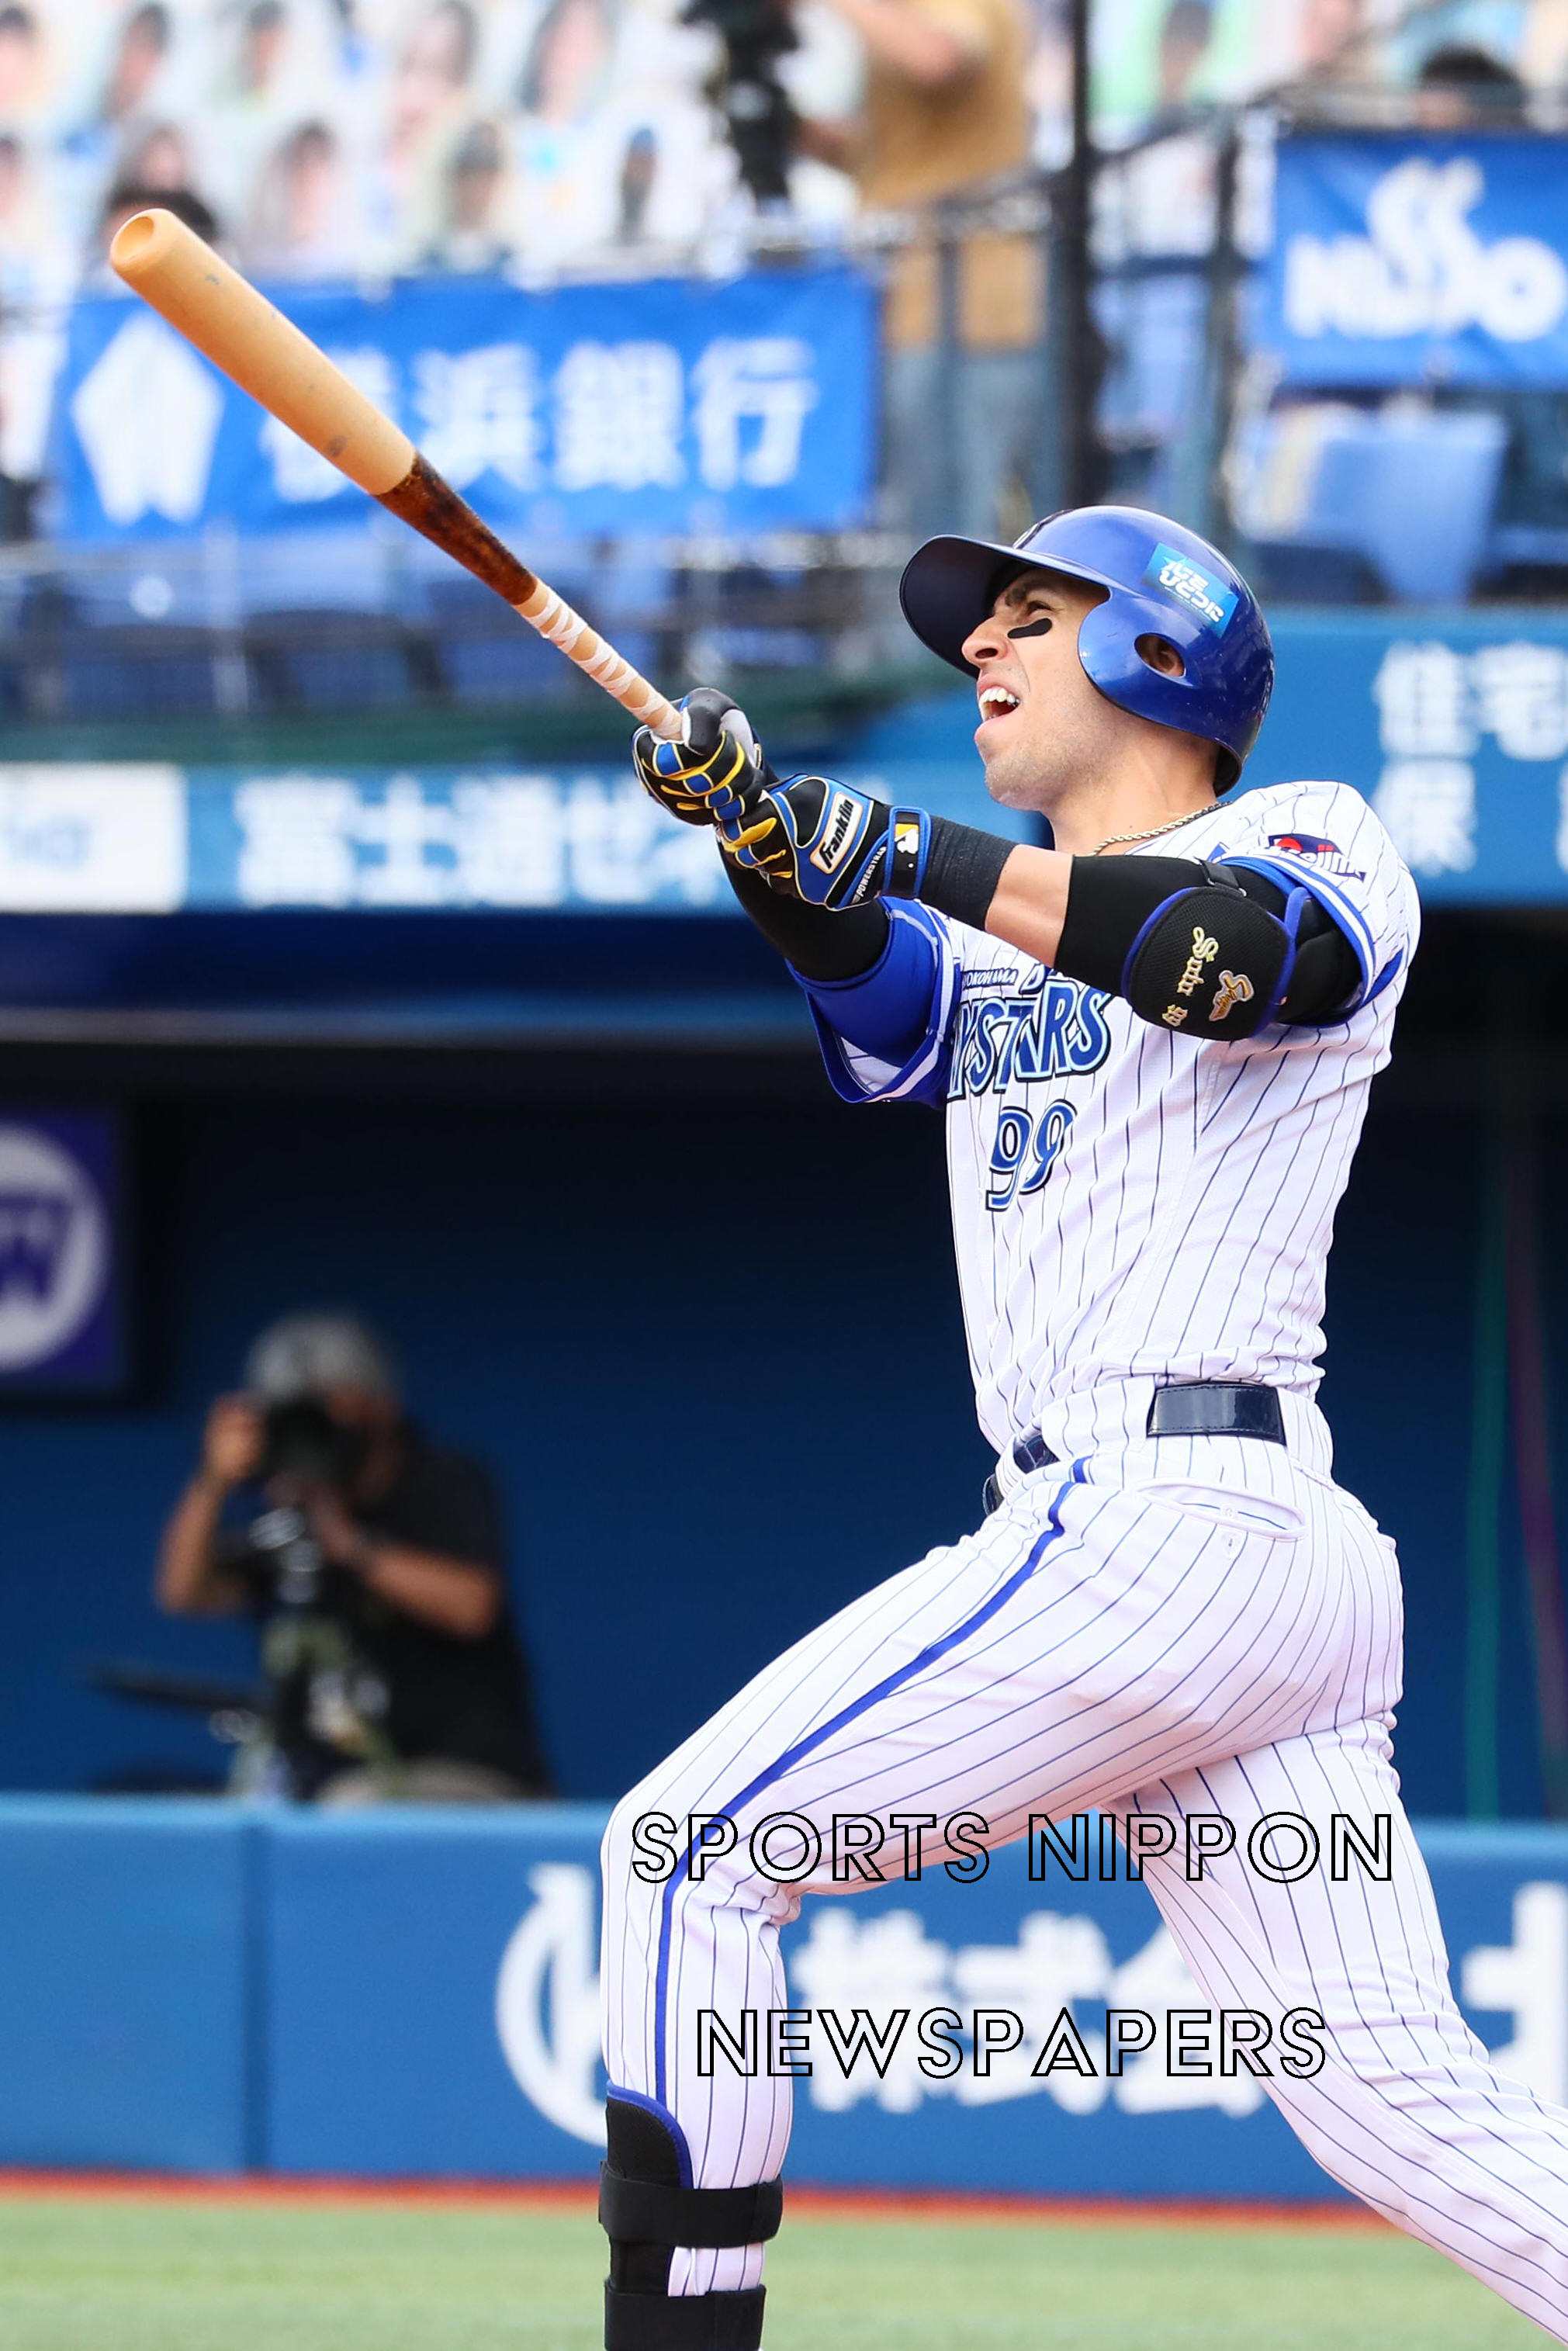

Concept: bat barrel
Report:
left=110, top=208, right=414, bottom=497
left=110, top=208, right=684, bottom=739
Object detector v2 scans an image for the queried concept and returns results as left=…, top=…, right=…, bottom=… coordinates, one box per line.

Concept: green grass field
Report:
left=0, top=2189, right=1544, bottom=2351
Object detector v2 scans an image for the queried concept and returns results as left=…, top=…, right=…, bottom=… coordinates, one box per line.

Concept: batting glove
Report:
left=632, top=686, right=770, bottom=828
left=717, top=772, right=932, bottom=911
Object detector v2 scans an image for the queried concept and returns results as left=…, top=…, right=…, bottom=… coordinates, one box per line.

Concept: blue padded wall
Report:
left=0, top=1799, right=254, bottom=2169
left=0, top=1082, right=1541, bottom=1818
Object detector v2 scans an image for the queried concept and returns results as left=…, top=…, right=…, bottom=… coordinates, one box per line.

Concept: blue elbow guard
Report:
left=792, top=903, right=943, bottom=1061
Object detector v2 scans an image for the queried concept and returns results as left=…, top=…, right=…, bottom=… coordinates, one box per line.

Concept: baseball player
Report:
left=597, top=507, right=1568, bottom=2350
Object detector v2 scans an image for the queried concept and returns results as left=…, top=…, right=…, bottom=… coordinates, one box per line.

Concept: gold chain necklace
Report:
left=1092, top=804, right=1214, bottom=857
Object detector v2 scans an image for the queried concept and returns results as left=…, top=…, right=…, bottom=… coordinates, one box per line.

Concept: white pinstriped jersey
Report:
left=814, top=778, right=1420, bottom=1463
left=607, top=776, right=1568, bottom=2351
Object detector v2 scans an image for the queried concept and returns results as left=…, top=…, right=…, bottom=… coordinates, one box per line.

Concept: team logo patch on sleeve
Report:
left=1144, top=545, right=1238, bottom=634
left=1267, top=832, right=1367, bottom=881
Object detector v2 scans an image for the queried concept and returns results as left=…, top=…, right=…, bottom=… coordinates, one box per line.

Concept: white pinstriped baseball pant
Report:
left=601, top=1447, right=1568, bottom=2342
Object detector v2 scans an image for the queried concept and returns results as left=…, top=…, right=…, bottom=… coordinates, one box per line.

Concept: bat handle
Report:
left=512, top=579, right=682, bottom=739
left=376, top=453, right=685, bottom=739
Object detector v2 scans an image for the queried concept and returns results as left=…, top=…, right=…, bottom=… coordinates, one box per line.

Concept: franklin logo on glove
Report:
left=811, top=791, right=867, bottom=875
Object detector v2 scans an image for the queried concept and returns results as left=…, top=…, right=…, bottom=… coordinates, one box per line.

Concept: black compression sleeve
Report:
left=1054, top=857, right=1210, bottom=993
left=916, top=816, right=1018, bottom=932
left=722, top=852, right=890, bottom=981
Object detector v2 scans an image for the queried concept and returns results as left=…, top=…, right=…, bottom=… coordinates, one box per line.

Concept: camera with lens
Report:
left=256, top=1396, right=369, bottom=1491
left=683, top=0, right=798, bottom=205
left=242, top=1397, right=367, bottom=1615
left=243, top=1397, right=369, bottom=1619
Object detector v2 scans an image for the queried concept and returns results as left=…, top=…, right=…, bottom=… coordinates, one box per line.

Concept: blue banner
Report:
left=56, top=268, right=877, bottom=541
left=5, top=615, right=1568, bottom=914
left=1250, top=611, right=1568, bottom=901
left=1265, top=133, right=1568, bottom=386
left=0, top=762, right=1033, bottom=916
left=4, top=1800, right=1568, bottom=2195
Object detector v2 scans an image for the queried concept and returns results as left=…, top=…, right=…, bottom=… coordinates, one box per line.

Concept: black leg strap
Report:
left=604, top=2282, right=766, bottom=2351
left=599, top=2168, right=783, bottom=2249
left=601, top=2096, right=777, bottom=2351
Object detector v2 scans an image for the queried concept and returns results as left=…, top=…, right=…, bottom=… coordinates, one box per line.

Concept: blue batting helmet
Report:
left=898, top=506, right=1274, bottom=791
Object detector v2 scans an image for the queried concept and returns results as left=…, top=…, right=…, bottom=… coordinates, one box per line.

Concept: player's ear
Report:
left=1134, top=634, right=1185, bottom=679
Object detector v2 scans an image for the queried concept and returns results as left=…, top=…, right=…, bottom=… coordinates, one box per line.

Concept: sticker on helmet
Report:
left=1144, top=544, right=1237, bottom=634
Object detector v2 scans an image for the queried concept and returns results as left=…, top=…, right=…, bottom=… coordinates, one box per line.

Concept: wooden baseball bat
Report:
left=109, top=207, right=682, bottom=737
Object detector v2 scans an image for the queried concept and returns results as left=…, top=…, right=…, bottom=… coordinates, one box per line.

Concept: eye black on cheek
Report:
left=1006, top=616, right=1053, bottom=639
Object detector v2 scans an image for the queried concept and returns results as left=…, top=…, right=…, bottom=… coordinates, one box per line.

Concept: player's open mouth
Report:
left=977, top=684, right=1020, bottom=726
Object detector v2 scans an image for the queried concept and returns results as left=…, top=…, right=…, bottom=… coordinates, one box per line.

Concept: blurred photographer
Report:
left=156, top=1312, right=551, bottom=1804
left=794, top=0, right=1040, bottom=539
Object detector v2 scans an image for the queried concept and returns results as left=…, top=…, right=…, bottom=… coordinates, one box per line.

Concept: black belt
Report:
left=982, top=1382, right=1286, bottom=1515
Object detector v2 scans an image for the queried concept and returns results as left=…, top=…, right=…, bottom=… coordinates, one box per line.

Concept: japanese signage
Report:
left=0, top=762, right=1022, bottom=914
left=1249, top=614, right=1568, bottom=902
left=0, top=763, right=729, bottom=912
left=1265, top=135, right=1568, bottom=387
left=5, top=615, right=1568, bottom=911
left=194, top=768, right=729, bottom=912
left=56, top=268, right=877, bottom=541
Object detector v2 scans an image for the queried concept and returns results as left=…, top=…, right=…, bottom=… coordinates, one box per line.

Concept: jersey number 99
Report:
left=985, top=1100, right=1077, bottom=1213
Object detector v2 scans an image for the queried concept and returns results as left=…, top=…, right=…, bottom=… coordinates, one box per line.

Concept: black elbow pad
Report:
left=1121, top=882, right=1288, bottom=1038
left=1055, top=857, right=1361, bottom=1040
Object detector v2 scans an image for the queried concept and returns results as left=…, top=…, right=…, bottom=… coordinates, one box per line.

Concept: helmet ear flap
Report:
left=1075, top=590, right=1202, bottom=727
left=1073, top=590, right=1247, bottom=791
